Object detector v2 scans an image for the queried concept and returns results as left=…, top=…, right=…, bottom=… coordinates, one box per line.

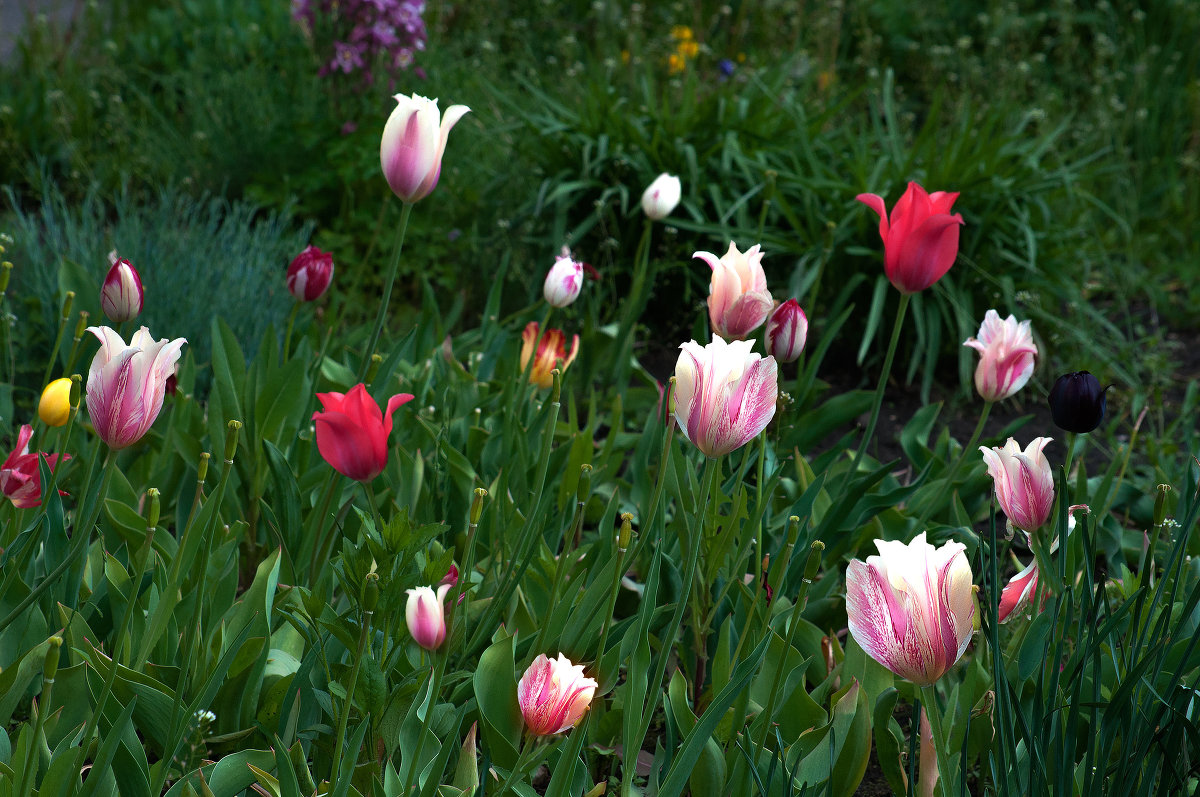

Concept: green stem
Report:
left=282, top=301, right=301, bottom=361
left=919, top=685, right=954, bottom=797
left=332, top=606, right=375, bottom=784
left=495, top=736, right=540, bottom=796
left=843, top=292, right=910, bottom=489
left=593, top=529, right=629, bottom=676
left=357, top=201, right=413, bottom=382
left=913, top=400, right=992, bottom=530
left=364, top=480, right=384, bottom=534
left=309, top=476, right=344, bottom=581
left=613, top=220, right=654, bottom=388
left=449, top=489, right=487, bottom=662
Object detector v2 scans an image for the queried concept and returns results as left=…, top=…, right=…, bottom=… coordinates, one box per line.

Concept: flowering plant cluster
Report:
left=292, top=0, right=427, bottom=87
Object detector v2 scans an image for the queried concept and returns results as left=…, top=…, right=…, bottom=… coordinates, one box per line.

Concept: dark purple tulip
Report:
left=1048, top=371, right=1107, bottom=433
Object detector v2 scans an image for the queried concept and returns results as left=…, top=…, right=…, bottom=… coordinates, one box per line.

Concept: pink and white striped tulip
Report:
left=765, top=299, right=808, bottom=363
left=1, top=424, right=68, bottom=509
left=101, top=257, right=144, bottom=323
left=695, top=242, right=773, bottom=340
left=517, top=653, right=598, bottom=736
left=86, top=326, right=186, bottom=450
left=674, top=337, right=778, bottom=458
left=380, top=93, right=470, bottom=204
left=845, top=533, right=975, bottom=686
left=980, top=437, right=1055, bottom=534
left=405, top=584, right=450, bottom=650
left=543, top=253, right=584, bottom=308
left=963, top=310, right=1037, bottom=402
left=998, top=505, right=1085, bottom=622
left=287, top=245, right=334, bottom=302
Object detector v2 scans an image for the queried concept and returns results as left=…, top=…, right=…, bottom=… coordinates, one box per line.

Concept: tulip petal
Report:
left=891, top=214, right=963, bottom=293
left=313, top=410, right=386, bottom=481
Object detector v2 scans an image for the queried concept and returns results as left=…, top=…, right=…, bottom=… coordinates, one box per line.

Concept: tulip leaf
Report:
left=1018, top=609, right=1055, bottom=683
left=872, top=687, right=910, bottom=796
left=473, top=631, right=522, bottom=768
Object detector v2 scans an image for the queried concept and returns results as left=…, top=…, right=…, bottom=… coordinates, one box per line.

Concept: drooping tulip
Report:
left=765, top=299, right=808, bottom=363
left=1, top=424, right=69, bottom=509
left=980, top=437, right=1055, bottom=534
left=845, top=533, right=975, bottom=686
left=673, top=337, right=778, bottom=458
left=641, top=173, right=682, bottom=220
left=100, top=257, right=144, bottom=323
left=694, top=242, right=773, bottom=340
left=38, top=377, right=73, bottom=427
left=963, top=310, right=1037, bottom=402
left=312, top=383, right=414, bottom=482
left=543, top=253, right=584, bottom=308
left=856, top=182, right=964, bottom=294
left=287, top=245, right=335, bottom=302
left=1047, top=371, right=1107, bottom=433
left=380, top=93, right=470, bottom=204
left=405, top=584, right=450, bottom=650
left=520, top=322, right=579, bottom=389
left=517, top=653, right=598, bottom=736
left=998, top=506, right=1086, bottom=623
left=86, top=326, right=186, bottom=450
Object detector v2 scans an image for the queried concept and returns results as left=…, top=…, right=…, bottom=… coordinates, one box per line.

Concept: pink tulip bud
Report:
left=641, top=173, right=681, bottom=220
left=845, top=533, right=975, bottom=686
left=543, top=253, right=583, bottom=308
left=380, top=93, right=470, bottom=204
left=405, top=584, right=450, bottom=650
left=86, top=326, right=186, bottom=449
left=980, top=437, right=1055, bottom=534
left=963, top=310, right=1037, bottom=402
left=694, top=242, right=773, bottom=340
left=100, top=258, right=144, bottom=323
left=312, top=384, right=414, bottom=482
left=287, top=246, right=334, bottom=302
left=765, top=299, right=808, bottom=363
left=1, top=424, right=69, bottom=508
left=674, top=337, right=778, bottom=457
left=517, top=653, right=598, bottom=735
left=856, top=182, right=964, bottom=294
left=520, top=322, right=579, bottom=389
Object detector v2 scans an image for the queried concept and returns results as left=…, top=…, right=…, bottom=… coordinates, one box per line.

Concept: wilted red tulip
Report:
left=963, top=310, right=1037, bottom=402
left=287, top=246, right=334, bottom=302
left=380, top=93, right=470, bottom=204
left=517, top=653, right=598, bottom=735
left=312, top=384, right=414, bottom=482
left=856, top=182, right=964, bottom=294
left=86, top=326, right=186, bottom=449
left=520, top=322, right=579, bottom=389
left=1, top=424, right=69, bottom=508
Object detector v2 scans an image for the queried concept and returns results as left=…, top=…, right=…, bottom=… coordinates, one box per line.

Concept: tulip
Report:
left=980, top=437, right=1055, bottom=534
left=543, top=253, right=583, bottom=308
left=38, top=377, right=73, bottom=427
left=520, top=322, right=579, bottom=389
left=1, top=424, right=69, bottom=509
left=86, top=326, right=186, bottom=450
left=962, top=310, right=1037, bottom=402
left=380, top=93, right=470, bottom=204
left=856, top=182, right=964, bottom=294
left=313, top=383, right=414, bottom=482
left=1047, top=371, right=1107, bottom=433
left=100, top=258, right=144, bottom=323
left=674, top=337, right=778, bottom=457
left=765, top=299, right=808, bottom=363
left=517, top=653, right=598, bottom=735
left=287, top=245, right=335, bottom=302
left=405, top=584, right=450, bottom=650
left=845, top=533, right=975, bottom=686
left=998, top=506, right=1084, bottom=622
left=694, top=242, right=773, bottom=340
left=641, top=173, right=682, bottom=220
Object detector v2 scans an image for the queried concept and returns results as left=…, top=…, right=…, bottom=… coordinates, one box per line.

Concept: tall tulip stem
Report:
left=282, top=301, right=301, bottom=361
left=913, top=400, right=992, bottom=530
left=333, top=601, right=377, bottom=785
left=613, top=220, right=655, bottom=389
left=918, top=685, right=954, bottom=797
left=845, top=293, right=911, bottom=487
left=357, top=201, right=413, bottom=382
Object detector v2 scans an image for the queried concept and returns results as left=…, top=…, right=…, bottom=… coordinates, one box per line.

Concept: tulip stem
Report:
left=364, top=480, right=385, bottom=534
left=613, top=220, right=655, bottom=390
left=844, top=293, right=910, bottom=491
left=913, top=400, right=992, bottom=530
left=357, top=201, right=413, bottom=382
left=282, top=301, right=301, bottom=361
left=918, top=685, right=954, bottom=797
left=333, top=601, right=376, bottom=785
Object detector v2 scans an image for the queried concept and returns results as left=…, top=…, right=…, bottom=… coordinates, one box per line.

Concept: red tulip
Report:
left=1, top=424, right=69, bottom=509
left=313, top=384, right=414, bottom=481
left=287, top=246, right=334, bottom=302
left=856, top=182, right=964, bottom=294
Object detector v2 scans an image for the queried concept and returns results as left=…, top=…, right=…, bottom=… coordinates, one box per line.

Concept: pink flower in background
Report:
left=543, top=252, right=584, bottom=308
left=100, top=258, right=144, bottom=323
left=695, top=242, right=773, bottom=340
left=856, top=182, right=964, bottom=294
left=517, top=653, right=598, bottom=735
left=765, top=299, right=808, bottom=363
left=287, top=246, right=335, bottom=302
left=673, top=337, right=778, bottom=457
left=313, top=384, right=413, bottom=481
left=963, top=310, right=1037, bottom=402
left=380, top=93, right=470, bottom=204
left=980, top=437, right=1055, bottom=534
left=845, top=533, right=975, bottom=686
left=1, top=425, right=68, bottom=509
left=86, top=326, right=186, bottom=450
left=405, top=584, right=449, bottom=650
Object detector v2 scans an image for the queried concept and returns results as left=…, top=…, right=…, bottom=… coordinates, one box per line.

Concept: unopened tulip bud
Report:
left=363, top=573, right=380, bottom=614
left=1048, top=371, right=1107, bottom=433
left=73, top=310, right=89, bottom=342
left=38, top=378, right=72, bottom=426
left=617, top=513, right=633, bottom=552
left=286, top=246, right=334, bottom=302
left=60, top=291, right=74, bottom=321
left=145, top=487, right=161, bottom=532
left=69, top=374, right=82, bottom=409
left=380, top=93, right=470, bottom=204
left=197, top=452, right=210, bottom=484
left=641, top=173, right=682, bottom=220
left=765, top=299, right=808, bottom=363
left=101, top=259, right=143, bottom=323
left=1154, top=485, right=1171, bottom=528
left=470, top=487, right=488, bottom=525
left=543, top=253, right=584, bottom=308
left=365, top=354, right=383, bottom=386
left=44, top=636, right=62, bottom=683
left=405, top=584, right=450, bottom=650
left=224, top=420, right=242, bottom=465
left=576, top=464, right=592, bottom=505
left=0, top=261, right=11, bottom=295
left=517, top=653, right=598, bottom=735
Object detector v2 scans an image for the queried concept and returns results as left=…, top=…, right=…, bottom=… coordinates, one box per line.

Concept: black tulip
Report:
left=1048, top=371, right=1107, bottom=433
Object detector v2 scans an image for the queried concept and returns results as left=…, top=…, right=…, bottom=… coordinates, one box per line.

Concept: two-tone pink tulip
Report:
left=998, top=506, right=1085, bottom=623
left=287, top=246, right=335, bottom=302
left=85, top=326, right=186, bottom=450
left=673, top=337, right=778, bottom=458
left=517, top=653, right=597, bottom=736
left=980, top=437, right=1055, bottom=534
left=856, top=182, right=964, bottom=294
left=845, top=533, right=975, bottom=686
left=1, top=424, right=69, bottom=509
left=543, top=252, right=584, bottom=308
left=100, top=257, right=144, bottom=323
left=405, top=584, right=450, bottom=650
left=765, top=299, right=808, bottom=363
left=380, top=93, right=470, bottom=204
left=963, top=310, right=1037, bottom=402
left=695, top=242, right=773, bottom=340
